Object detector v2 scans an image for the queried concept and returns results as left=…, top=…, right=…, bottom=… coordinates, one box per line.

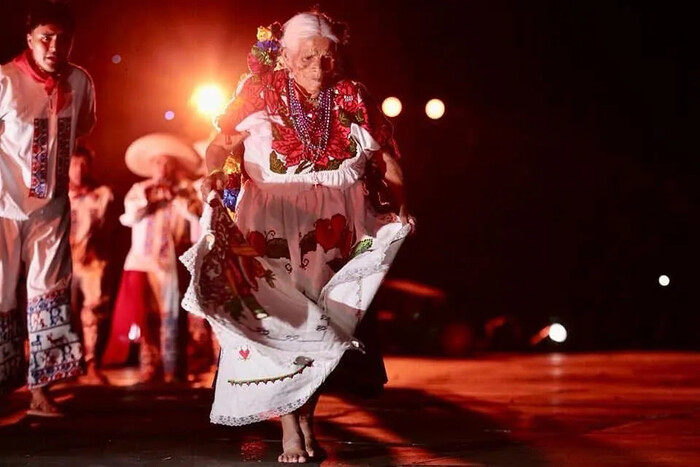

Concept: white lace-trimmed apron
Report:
left=181, top=108, right=408, bottom=426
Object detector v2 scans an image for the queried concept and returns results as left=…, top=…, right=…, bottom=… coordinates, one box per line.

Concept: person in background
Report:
left=0, top=0, right=96, bottom=416
left=68, top=144, right=115, bottom=384
left=186, top=136, right=220, bottom=382
left=103, top=133, right=201, bottom=384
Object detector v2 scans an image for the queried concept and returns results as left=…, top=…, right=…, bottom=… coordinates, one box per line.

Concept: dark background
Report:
left=1, top=0, right=697, bottom=352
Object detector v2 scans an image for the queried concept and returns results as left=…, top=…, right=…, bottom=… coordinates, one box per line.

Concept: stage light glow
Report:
left=441, top=321, right=474, bottom=356
left=164, top=110, right=175, bottom=120
left=382, top=97, right=402, bottom=117
left=549, top=323, right=567, bottom=343
left=192, top=84, right=226, bottom=118
left=111, top=54, right=122, bottom=64
left=377, top=309, right=396, bottom=322
left=658, top=275, right=670, bottom=286
left=128, top=323, right=141, bottom=341
left=425, top=98, right=445, bottom=119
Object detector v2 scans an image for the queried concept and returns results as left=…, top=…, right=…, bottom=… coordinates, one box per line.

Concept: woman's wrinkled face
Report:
left=284, top=36, right=336, bottom=96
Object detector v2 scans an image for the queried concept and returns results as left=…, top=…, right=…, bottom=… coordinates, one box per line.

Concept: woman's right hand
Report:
left=200, top=170, right=229, bottom=199
left=399, top=204, right=417, bottom=235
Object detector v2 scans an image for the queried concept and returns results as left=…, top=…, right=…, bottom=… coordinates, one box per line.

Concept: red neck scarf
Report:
left=13, top=50, right=66, bottom=111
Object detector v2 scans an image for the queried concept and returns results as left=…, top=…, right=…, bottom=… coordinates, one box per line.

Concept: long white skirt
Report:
left=181, top=181, right=408, bottom=426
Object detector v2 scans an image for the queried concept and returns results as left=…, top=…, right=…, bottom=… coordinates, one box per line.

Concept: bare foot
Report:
left=279, top=413, right=307, bottom=463
left=28, top=387, right=63, bottom=417
left=139, top=370, right=164, bottom=385
left=298, top=414, right=324, bottom=459
left=80, top=362, right=110, bottom=385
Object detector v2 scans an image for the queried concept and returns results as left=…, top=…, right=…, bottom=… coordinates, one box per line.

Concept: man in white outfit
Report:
left=0, top=1, right=96, bottom=416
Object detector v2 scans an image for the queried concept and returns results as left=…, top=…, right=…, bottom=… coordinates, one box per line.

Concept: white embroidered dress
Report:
left=181, top=70, right=408, bottom=425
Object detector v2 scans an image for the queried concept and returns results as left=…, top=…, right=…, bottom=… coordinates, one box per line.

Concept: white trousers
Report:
left=0, top=197, right=84, bottom=391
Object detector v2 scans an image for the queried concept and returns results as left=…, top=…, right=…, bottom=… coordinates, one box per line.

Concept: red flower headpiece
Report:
left=246, top=22, right=283, bottom=74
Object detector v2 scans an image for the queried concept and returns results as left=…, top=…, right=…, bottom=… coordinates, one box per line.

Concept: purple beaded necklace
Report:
left=286, top=76, right=333, bottom=164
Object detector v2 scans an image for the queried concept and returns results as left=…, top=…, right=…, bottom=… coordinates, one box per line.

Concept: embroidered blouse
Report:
left=215, top=70, right=399, bottom=195
left=0, top=60, right=96, bottom=220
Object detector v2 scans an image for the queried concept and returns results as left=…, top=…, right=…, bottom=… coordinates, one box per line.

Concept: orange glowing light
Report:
left=191, top=84, right=226, bottom=118
left=425, top=98, right=445, bottom=119
left=548, top=323, right=567, bottom=343
left=382, top=97, right=402, bottom=117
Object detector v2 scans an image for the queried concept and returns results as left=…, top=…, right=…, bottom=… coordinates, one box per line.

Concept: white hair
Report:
left=281, top=12, right=339, bottom=53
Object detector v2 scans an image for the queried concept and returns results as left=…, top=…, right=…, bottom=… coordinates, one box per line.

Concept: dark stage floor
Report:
left=1, top=352, right=698, bottom=465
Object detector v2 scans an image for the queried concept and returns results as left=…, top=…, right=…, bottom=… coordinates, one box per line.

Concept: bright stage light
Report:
left=382, top=97, right=402, bottom=117
left=425, top=98, right=445, bottom=119
left=658, top=275, right=670, bottom=286
left=548, top=323, right=567, bottom=343
left=128, top=323, right=141, bottom=341
left=192, top=84, right=226, bottom=118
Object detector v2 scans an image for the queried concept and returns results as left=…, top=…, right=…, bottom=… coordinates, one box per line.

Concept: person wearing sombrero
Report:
left=103, top=133, right=202, bottom=383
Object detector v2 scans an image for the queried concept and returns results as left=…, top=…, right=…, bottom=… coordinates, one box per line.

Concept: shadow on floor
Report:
left=0, top=382, right=670, bottom=466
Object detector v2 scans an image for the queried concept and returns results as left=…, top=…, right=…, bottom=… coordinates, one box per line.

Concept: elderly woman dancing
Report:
left=181, top=10, right=414, bottom=463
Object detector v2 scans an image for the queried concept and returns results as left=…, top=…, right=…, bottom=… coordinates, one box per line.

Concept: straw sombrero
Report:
left=192, top=138, right=211, bottom=176
left=125, top=133, right=201, bottom=178
left=193, top=139, right=209, bottom=160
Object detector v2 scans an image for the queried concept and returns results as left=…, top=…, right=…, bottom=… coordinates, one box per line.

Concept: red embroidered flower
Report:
left=310, top=153, right=328, bottom=168
left=267, top=77, right=398, bottom=169
left=272, top=111, right=357, bottom=169
left=260, top=70, right=286, bottom=114
left=315, top=214, right=348, bottom=252
left=247, top=52, right=266, bottom=74
left=271, top=121, right=305, bottom=167
left=334, top=80, right=360, bottom=114
left=246, top=231, right=267, bottom=256
left=216, top=77, right=264, bottom=135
